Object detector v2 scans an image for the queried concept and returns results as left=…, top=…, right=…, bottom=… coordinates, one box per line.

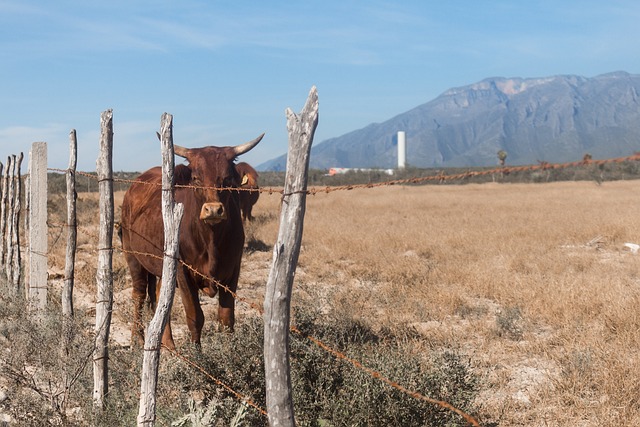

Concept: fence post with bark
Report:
left=0, top=159, right=7, bottom=274
left=93, top=109, right=114, bottom=409
left=63, top=130, right=78, bottom=318
left=264, top=86, right=319, bottom=427
left=137, top=113, right=184, bottom=426
left=4, top=155, right=15, bottom=286
left=11, top=152, right=23, bottom=290
left=0, top=161, right=3, bottom=271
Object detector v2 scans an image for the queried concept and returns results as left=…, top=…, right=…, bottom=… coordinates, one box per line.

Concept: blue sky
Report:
left=2, top=1, right=640, bottom=172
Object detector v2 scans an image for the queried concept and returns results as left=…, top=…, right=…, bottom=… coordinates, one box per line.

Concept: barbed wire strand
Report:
left=47, top=152, right=640, bottom=196
left=162, top=344, right=268, bottom=417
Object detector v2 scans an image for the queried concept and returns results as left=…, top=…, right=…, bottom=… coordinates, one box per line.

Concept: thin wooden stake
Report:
left=63, top=130, right=78, bottom=317
left=0, top=159, right=6, bottom=271
left=11, top=152, right=23, bottom=290
left=5, top=155, right=15, bottom=284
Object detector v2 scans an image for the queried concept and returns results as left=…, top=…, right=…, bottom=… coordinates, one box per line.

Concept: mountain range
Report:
left=257, top=71, right=640, bottom=171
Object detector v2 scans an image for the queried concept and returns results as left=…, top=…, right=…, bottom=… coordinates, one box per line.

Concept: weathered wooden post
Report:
left=23, top=160, right=29, bottom=288
left=93, top=110, right=114, bottom=409
left=27, top=143, right=47, bottom=308
left=137, top=113, right=183, bottom=427
left=0, top=162, right=4, bottom=258
left=264, top=86, right=319, bottom=427
left=4, top=155, right=15, bottom=284
left=63, top=130, right=78, bottom=317
left=0, top=160, right=5, bottom=271
left=11, top=152, right=23, bottom=289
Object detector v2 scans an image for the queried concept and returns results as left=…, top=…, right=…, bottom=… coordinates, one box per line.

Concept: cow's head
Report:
left=173, top=134, right=264, bottom=224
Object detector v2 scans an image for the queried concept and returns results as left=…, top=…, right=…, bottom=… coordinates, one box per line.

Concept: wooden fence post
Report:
left=63, top=130, right=78, bottom=317
left=28, top=143, right=48, bottom=309
left=11, top=152, right=23, bottom=290
left=137, top=113, right=184, bottom=427
left=0, top=159, right=5, bottom=271
left=93, top=109, right=114, bottom=409
left=23, top=161, right=30, bottom=288
left=0, top=162, right=4, bottom=269
left=264, top=86, right=319, bottom=427
left=5, top=155, right=15, bottom=285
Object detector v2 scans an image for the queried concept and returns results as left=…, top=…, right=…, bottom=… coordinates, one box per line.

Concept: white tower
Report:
left=397, top=131, right=406, bottom=169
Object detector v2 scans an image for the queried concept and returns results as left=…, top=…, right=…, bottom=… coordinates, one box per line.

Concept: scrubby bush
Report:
left=0, top=280, right=96, bottom=425
left=0, top=273, right=479, bottom=426
left=162, top=304, right=480, bottom=427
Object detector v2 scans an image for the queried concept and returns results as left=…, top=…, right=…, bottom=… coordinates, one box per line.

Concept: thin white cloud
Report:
left=0, top=0, right=46, bottom=15
left=136, top=18, right=227, bottom=50
left=0, top=124, right=69, bottom=146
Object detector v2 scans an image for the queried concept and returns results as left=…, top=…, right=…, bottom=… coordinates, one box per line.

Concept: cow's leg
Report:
left=218, top=270, right=239, bottom=331
left=218, top=291, right=235, bottom=331
left=125, top=254, right=150, bottom=348
left=154, top=277, right=177, bottom=351
left=178, top=277, right=205, bottom=345
left=147, top=274, right=157, bottom=311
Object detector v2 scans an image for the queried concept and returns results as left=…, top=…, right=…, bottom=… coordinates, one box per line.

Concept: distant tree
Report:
left=497, top=150, right=508, bottom=166
left=583, top=153, right=592, bottom=162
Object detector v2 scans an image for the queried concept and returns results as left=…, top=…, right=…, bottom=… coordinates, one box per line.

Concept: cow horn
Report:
left=156, top=131, right=190, bottom=158
left=173, top=145, right=190, bottom=158
left=233, top=133, right=264, bottom=156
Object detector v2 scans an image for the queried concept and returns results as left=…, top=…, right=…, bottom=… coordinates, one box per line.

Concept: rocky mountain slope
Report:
left=259, top=71, right=640, bottom=171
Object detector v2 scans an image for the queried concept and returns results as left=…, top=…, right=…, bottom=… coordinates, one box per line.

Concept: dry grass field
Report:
left=243, top=180, right=640, bottom=426
left=23, top=179, right=640, bottom=425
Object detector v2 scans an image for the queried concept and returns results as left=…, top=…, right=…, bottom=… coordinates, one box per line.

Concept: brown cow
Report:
left=235, top=162, right=259, bottom=221
left=120, top=133, right=264, bottom=349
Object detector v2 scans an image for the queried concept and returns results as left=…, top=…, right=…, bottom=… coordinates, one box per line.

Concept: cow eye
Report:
left=191, top=175, right=202, bottom=185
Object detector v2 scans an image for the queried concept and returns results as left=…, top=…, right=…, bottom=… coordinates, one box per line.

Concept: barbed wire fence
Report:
left=47, top=151, right=640, bottom=198
left=5, top=119, right=640, bottom=425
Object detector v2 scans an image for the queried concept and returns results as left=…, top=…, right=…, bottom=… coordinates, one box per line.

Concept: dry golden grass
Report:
left=247, top=180, right=640, bottom=426
left=46, top=180, right=640, bottom=426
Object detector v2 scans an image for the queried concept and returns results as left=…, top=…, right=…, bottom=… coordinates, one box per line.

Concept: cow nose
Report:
left=200, top=202, right=226, bottom=222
